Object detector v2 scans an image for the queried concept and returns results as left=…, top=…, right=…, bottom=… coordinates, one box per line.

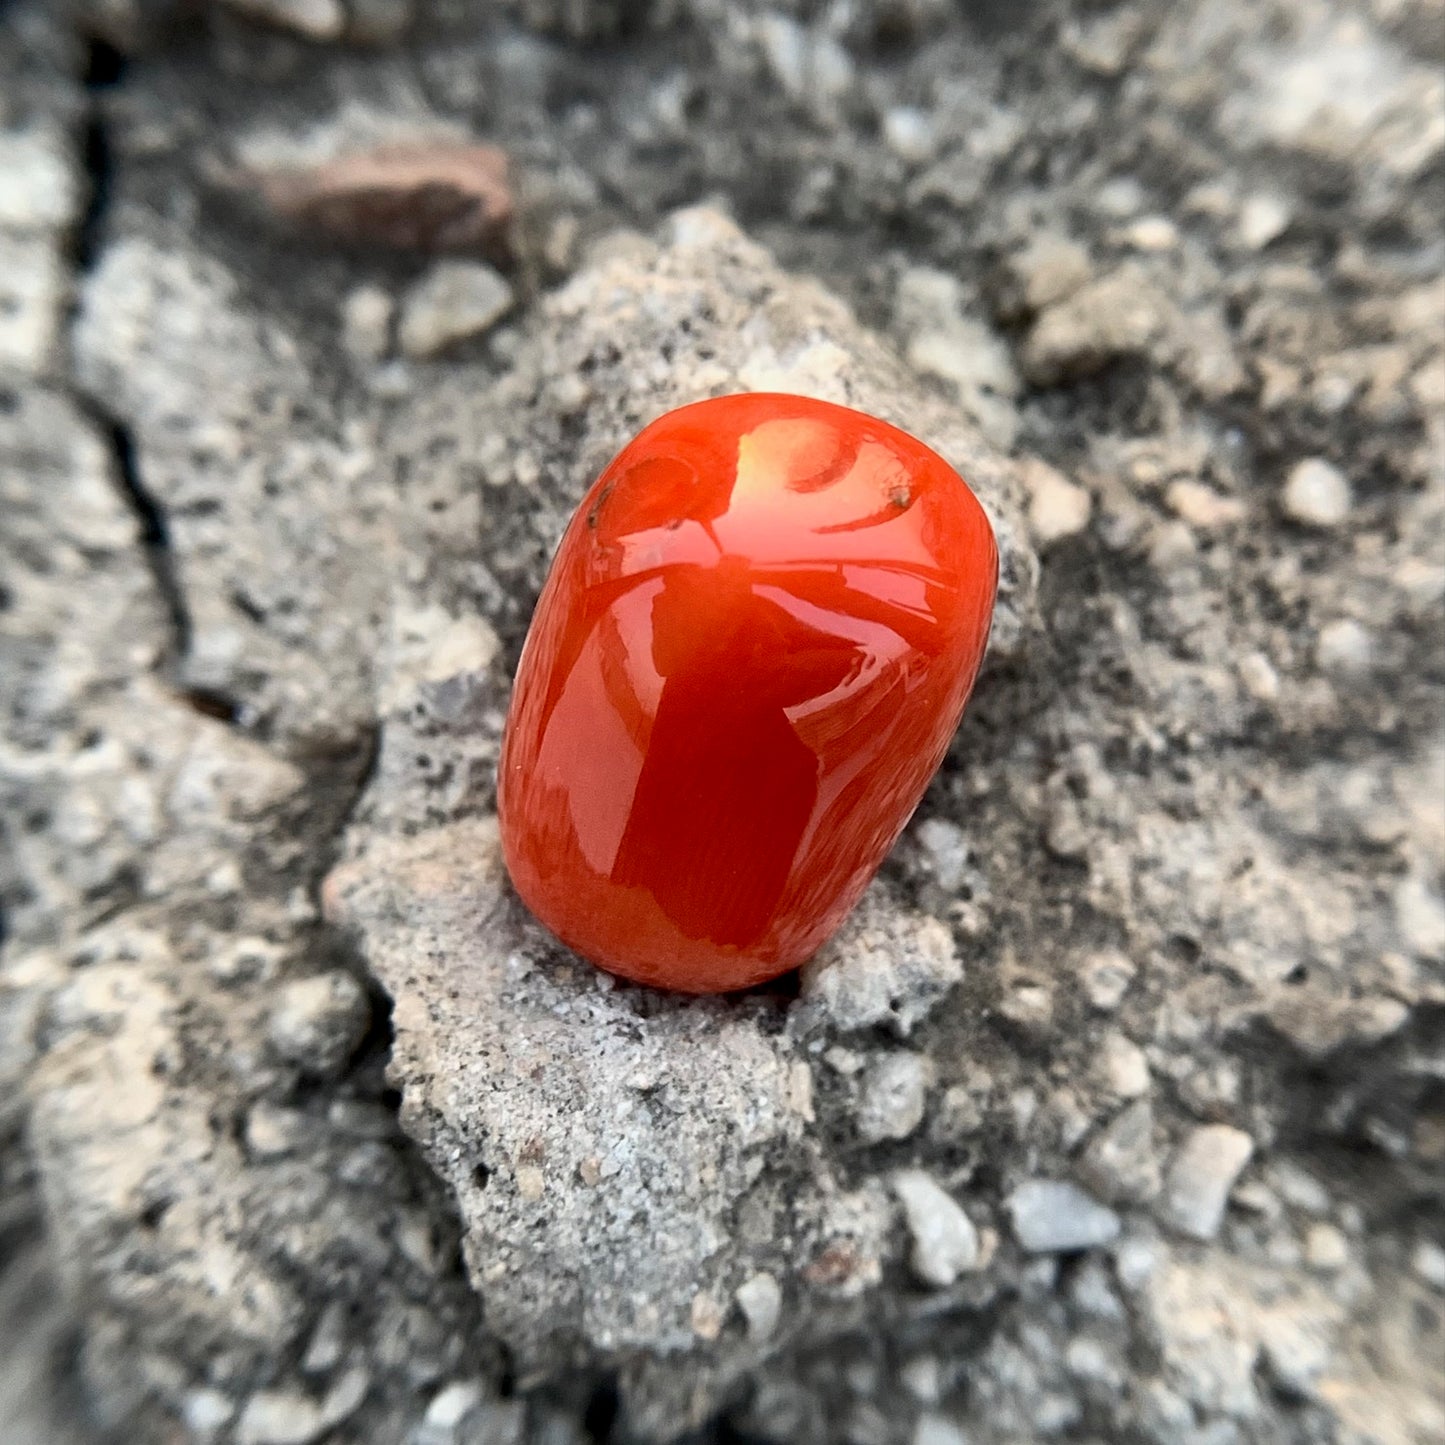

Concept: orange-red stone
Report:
left=498, top=394, right=998, bottom=993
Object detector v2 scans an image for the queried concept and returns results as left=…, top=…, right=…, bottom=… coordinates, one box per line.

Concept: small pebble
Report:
left=182, top=1389, right=235, bottom=1435
left=267, top=972, right=371, bottom=1079
left=735, top=1272, right=783, bottom=1340
left=1237, top=193, right=1292, bottom=250
left=1162, top=1124, right=1254, bottom=1240
left=341, top=285, right=394, bottom=363
left=1316, top=618, right=1373, bottom=679
left=1010, top=234, right=1092, bottom=312
left=1079, top=1099, right=1162, bottom=1205
left=892, top=1170, right=981, bottom=1286
left=1096, top=1032, right=1151, bottom=1101
left=1121, top=216, right=1179, bottom=251
left=1304, top=1223, right=1349, bottom=1273
left=900, top=1355, right=941, bottom=1404
left=915, top=816, right=971, bottom=892
left=399, top=261, right=514, bottom=360
left=856, top=1051, right=932, bottom=1143
left=912, top=1415, right=969, bottom=1445
left=1006, top=1179, right=1121, bottom=1253
left=1283, top=458, right=1352, bottom=528
left=1271, top=1162, right=1331, bottom=1215
left=424, top=1381, right=485, bottom=1430
left=1023, top=457, right=1093, bottom=546
left=690, top=1291, right=724, bottom=1341
left=882, top=106, right=936, bottom=164
left=1078, top=951, right=1135, bottom=1011
left=1238, top=652, right=1281, bottom=702
left=1166, top=480, right=1245, bottom=529
left=1113, top=1235, right=1158, bottom=1291
left=1411, top=1239, right=1445, bottom=1291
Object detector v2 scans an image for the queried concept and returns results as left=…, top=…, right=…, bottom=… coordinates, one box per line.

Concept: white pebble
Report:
left=735, top=1272, right=783, bottom=1340
left=1283, top=458, right=1352, bottom=528
left=340, top=284, right=394, bottom=363
left=882, top=106, right=936, bottom=164
left=1304, top=1223, right=1349, bottom=1273
left=1238, top=193, right=1292, bottom=250
left=1023, top=457, right=1093, bottom=546
left=1412, top=1239, right=1445, bottom=1291
left=1162, top=1124, right=1254, bottom=1240
left=1316, top=618, right=1373, bottom=678
left=893, top=1170, right=981, bottom=1286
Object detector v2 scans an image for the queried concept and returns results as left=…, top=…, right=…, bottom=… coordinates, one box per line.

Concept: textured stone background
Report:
left=1, top=1, right=1442, bottom=1443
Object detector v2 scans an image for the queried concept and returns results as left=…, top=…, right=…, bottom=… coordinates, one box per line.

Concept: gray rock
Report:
left=1162, top=1126, right=1255, bottom=1241
left=329, top=816, right=811, bottom=1372
left=1021, top=265, right=1176, bottom=383
left=855, top=1051, right=931, bottom=1144
left=267, top=972, right=371, bottom=1078
left=399, top=262, right=515, bottom=360
left=799, top=887, right=963, bottom=1036
left=1006, top=1181, right=1121, bottom=1253
left=892, top=1170, right=981, bottom=1286
left=1078, top=1100, right=1162, bottom=1205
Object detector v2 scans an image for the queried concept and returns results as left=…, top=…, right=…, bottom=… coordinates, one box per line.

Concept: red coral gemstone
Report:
left=498, top=394, right=997, bottom=993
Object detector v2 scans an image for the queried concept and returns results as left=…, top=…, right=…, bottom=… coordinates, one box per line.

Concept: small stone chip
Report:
left=856, top=1051, right=931, bottom=1143
left=267, top=972, right=370, bottom=1079
left=735, top=1272, right=783, bottom=1340
left=1022, top=457, right=1093, bottom=546
left=1006, top=1180, right=1121, bottom=1253
left=399, top=261, right=514, bottom=359
left=1079, top=1099, right=1162, bottom=1205
left=340, top=284, right=394, bottom=362
left=1283, top=458, right=1352, bottom=528
left=1078, top=951, right=1136, bottom=1011
left=892, top=1170, right=981, bottom=1286
left=690, top=1291, right=724, bottom=1340
left=1162, top=1124, right=1255, bottom=1240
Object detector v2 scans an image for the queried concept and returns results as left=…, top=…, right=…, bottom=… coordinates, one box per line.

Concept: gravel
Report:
left=1162, top=1125, right=1257, bottom=1242
left=1005, top=1181, right=1122, bottom=1254
left=398, top=261, right=515, bottom=359
left=856, top=1052, right=932, bottom=1144
left=891, top=1171, right=981, bottom=1287
left=1282, top=457, right=1354, bottom=527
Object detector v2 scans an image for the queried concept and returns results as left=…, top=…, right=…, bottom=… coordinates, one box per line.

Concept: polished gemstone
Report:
left=498, top=393, right=998, bottom=993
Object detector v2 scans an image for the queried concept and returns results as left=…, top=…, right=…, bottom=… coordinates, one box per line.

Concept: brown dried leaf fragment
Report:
left=253, top=142, right=513, bottom=257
